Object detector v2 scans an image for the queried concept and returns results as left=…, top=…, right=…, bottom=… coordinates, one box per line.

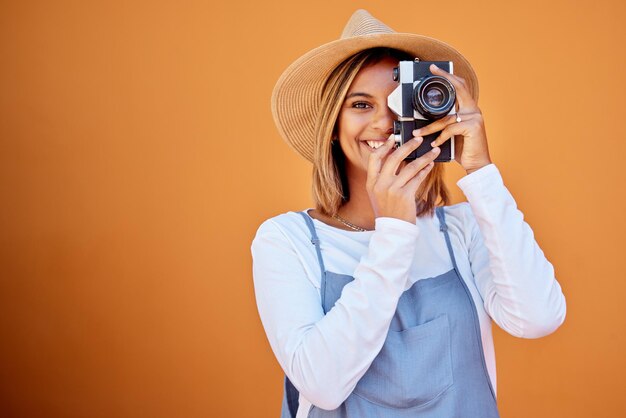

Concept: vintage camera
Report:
left=387, top=60, right=457, bottom=161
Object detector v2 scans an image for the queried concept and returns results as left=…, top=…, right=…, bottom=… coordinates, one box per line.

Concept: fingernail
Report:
left=413, top=136, right=423, bottom=142
left=431, top=147, right=440, bottom=153
left=413, top=129, right=422, bottom=135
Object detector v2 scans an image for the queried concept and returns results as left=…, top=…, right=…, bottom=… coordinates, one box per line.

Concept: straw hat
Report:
left=271, top=9, right=479, bottom=163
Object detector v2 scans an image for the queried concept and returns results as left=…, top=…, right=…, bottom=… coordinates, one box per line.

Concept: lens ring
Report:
left=413, top=76, right=456, bottom=119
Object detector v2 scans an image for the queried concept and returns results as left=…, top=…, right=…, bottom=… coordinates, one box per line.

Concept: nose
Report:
left=371, top=105, right=395, bottom=136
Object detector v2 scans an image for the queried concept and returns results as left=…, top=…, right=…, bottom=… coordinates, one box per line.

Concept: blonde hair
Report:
left=311, top=48, right=450, bottom=218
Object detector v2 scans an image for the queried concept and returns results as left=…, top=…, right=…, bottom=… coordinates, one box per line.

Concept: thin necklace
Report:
left=332, top=213, right=368, bottom=232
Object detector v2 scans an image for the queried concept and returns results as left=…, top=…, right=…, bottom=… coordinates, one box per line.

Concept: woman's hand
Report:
left=413, top=64, right=492, bottom=175
left=366, top=135, right=440, bottom=224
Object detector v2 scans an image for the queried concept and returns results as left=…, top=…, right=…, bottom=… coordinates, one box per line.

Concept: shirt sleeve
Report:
left=251, top=216, right=420, bottom=410
left=457, top=163, right=567, bottom=338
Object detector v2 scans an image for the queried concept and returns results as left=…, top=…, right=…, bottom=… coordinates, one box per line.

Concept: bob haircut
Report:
left=312, top=47, right=450, bottom=218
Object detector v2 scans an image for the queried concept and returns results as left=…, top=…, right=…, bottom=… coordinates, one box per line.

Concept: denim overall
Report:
left=281, top=207, right=500, bottom=418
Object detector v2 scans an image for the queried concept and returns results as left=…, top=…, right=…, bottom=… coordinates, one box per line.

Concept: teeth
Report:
left=366, top=141, right=383, bottom=149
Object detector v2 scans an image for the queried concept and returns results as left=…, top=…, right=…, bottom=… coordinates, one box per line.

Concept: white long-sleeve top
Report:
left=251, top=163, right=566, bottom=416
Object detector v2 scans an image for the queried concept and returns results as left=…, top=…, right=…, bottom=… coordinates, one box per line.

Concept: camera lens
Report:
left=425, top=87, right=445, bottom=108
left=413, top=76, right=456, bottom=119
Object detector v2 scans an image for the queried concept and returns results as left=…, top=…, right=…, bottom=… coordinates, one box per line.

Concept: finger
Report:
left=366, top=135, right=396, bottom=188
left=380, top=136, right=423, bottom=177
left=374, top=134, right=398, bottom=167
left=429, top=64, right=478, bottom=113
left=366, top=147, right=384, bottom=189
left=412, top=112, right=477, bottom=139
left=403, top=161, right=435, bottom=193
left=395, top=146, right=440, bottom=186
left=429, top=64, right=474, bottom=110
left=430, top=120, right=472, bottom=148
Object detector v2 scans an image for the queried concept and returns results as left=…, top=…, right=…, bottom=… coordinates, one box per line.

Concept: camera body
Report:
left=387, top=60, right=457, bottom=161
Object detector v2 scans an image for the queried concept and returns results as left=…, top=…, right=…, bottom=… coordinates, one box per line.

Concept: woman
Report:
left=252, top=9, right=566, bottom=418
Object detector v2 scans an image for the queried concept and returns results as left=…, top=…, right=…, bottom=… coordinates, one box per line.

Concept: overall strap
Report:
left=281, top=211, right=327, bottom=418
left=436, top=206, right=460, bottom=272
left=283, top=376, right=299, bottom=418
left=298, top=211, right=327, bottom=277
left=436, top=206, right=498, bottom=402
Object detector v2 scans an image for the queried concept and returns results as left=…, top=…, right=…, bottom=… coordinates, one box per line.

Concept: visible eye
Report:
left=352, top=101, right=372, bottom=109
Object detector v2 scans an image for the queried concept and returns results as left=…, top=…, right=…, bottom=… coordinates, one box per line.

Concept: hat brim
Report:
left=271, top=33, right=479, bottom=163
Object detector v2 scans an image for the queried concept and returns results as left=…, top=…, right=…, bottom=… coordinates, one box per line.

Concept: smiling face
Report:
left=336, top=56, right=399, bottom=180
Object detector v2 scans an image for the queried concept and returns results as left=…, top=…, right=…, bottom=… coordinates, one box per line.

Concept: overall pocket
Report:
left=352, top=314, right=453, bottom=409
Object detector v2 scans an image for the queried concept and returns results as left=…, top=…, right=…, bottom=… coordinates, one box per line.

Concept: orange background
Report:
left=1, top=1, right=625, bottom=417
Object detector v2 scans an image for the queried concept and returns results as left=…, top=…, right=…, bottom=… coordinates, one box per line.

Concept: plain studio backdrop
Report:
left=1, top=0, right=625, bottom=417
